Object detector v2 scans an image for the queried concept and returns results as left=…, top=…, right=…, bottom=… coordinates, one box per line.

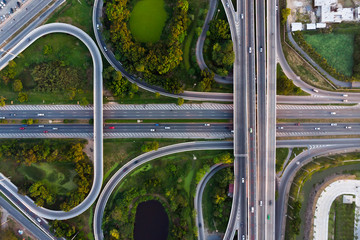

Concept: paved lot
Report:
left=314, top=180, right=360, bottom=240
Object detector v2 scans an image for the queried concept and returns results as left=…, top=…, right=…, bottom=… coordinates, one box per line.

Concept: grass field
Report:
left=289, top=147, right=306, bottom=162
left=129, top=0, right=168, bottom=43
left=303, top=33, right=354, bottom=77
left=18, top=162, right=78, bottom=195
left=333, top=195, right=355, bottom=240
left=276, top=148, right=289, bottom=173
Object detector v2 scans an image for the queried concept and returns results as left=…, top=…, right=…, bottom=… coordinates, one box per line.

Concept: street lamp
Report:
left=215, top=9, right=220, bottom=19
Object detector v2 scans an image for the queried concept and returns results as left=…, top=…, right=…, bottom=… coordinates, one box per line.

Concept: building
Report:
left=314, top=0, right=356, bottom=23
left=306, top=23, right=316, bottom=30
left=291, top=22, right=303, bottom=31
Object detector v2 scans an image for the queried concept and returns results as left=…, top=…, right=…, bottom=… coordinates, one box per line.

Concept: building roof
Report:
left=306, top=23, right=316, bottom=30
left=291, top=22, right=303, bottom=31
left=316, top=23, right=327, bottom=28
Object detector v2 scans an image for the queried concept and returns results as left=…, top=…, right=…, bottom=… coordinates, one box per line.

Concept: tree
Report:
left=80, top=97, right=89, bottom=106
left=0, top=96, right=5, bottom=107
left=199, top=70, right=215, bottom=92
left=209, top=19, right=231, bottom=41
left=0, top=60, right=16, bottom=85
left=281, top=8, right=291, bottom=25
left=18, top=92, right=28, bottom=102
left=214, top=152, right=233, bottom=164
left=12, top=79, right=23, bottom=92
left=109, top=72, right=129, bottom=97
left=155, top=92, right=160, bottom=98
left=110, top=229, right=120, bottom=239
left=27, top=119, right=33, bottom=125
left=43, top=44, right=53, bottom=55
left=177, top=97, right=184, bottom=106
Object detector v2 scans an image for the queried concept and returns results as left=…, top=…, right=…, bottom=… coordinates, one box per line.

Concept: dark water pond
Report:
left=134, top=200, right=169, bottom=240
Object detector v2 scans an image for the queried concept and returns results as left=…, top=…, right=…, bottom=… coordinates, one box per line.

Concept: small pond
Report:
left=134, top=200, right=169, bottom=240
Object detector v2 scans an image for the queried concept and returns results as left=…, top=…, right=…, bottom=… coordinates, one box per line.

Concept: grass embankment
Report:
left=103, top=149, right=233, bottom=239
left=277, top=64, right=308, bottom=96
left=285, top=151, right=360, bottom=240
left=289, top=147, right=306, bottom=162
left=328, top=195, right=355, bottom=240
left=276, top=148, right=289, bottom=173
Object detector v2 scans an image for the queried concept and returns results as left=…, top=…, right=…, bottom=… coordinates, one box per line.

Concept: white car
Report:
left=330, top=123, right=337, bottom=126
left=204, top=124, right=210, bottom=126
left=331, top=112, right=336, bottom=115
left=104, top=46, right=107, bottom=51
left=241, top=178, right=245, bottom=183
left=241, top=14, right=244, bottom=19
left=343, top=94, right=348, bottom=97
left=314, top=127, right=320, bottom=130
left=277, top=126, right=284, bottom=130
left=313, top=89, right=319, bottom=93
left=248, top=47, right=252, bottom=54
left=345, top=126, right=352, bottom=129
left=260, top=47, right=263, bottom=53
left=343, top=99, right=348, bottom=102
left=150, top=129, right=155, bottom=132
left=52, top=128, right=58, bottom=130
left=165, top=126, right=171, bottom=130
left=37, top=113, right=44, bottom=116
left=259, top=201, right=263, bottom=206
left=226, top=2, right=229, bottom=7
left=96, top=24, right=99, bottom=30
left=36, top=217, right=41, bottom=223
left=251, top=206, right=254, bottom=213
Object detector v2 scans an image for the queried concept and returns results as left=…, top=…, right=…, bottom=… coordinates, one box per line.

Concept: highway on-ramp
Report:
left=0, top=23, right=103, bottom=220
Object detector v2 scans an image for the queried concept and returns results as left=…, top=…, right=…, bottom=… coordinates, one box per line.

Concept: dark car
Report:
left=269, top=200, right=272, bottom=205
left=9, top=8, right=13, bottom=13
left=3, top=0, right=6, bottom=4
left=16, top=1, right=20, bottom=7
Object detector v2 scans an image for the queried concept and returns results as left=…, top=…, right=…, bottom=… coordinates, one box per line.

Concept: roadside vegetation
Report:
left=276, top=148, right=289, bottom=173
left=0, top=139, right=92, bottom=212
left=202, top=166, right=233, bottom=232
left=284, top=151, right=360, bottom=240
left=276, top=64, right=308, bottom=95
left=328, top=195, right=355, bottom=240
left=102, top=150, right=233, bottom=239
left=0, top=0, right=94, bottom=105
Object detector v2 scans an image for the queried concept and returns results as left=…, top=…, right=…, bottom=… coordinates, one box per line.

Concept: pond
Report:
left=134, top=200, right=169, bottom=240
left=129, top=0, right=168, bottom=43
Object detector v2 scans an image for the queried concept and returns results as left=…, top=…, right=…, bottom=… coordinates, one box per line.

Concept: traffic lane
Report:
left=276, top=123, right=360, bottom=131
left=0, top=110, right=233, bottom=119
left=277, top=109, right=360, bottom=118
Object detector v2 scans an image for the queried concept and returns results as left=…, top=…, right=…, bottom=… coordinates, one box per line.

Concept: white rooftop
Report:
left=306, top=23, right=316, bottom=30
left=291, top=22, right=303, bottom=31
left=315, top=0, right=355, bottom=23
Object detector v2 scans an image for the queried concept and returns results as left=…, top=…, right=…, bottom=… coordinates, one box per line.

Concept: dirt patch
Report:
left=83, top=139, right=94, bottom=162
left=304, top=174, right=356, bottom=239
left=0, top=206, right=9, bottom=230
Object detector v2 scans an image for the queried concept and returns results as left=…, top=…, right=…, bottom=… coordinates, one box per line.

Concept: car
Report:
left=241, top=178, right=244, bottom=183
left=249, top=127, right=253, bottom=133
left=345, top=126, right=352, bottom=129
left=109, top=126, right=115, bottom=129
left=204, top=123, right=210, bottom=126
left=259, top=200, right=263, bottom=206
left=313, top=89, right=319, bottom=93
left=22, top=124, right=27, bottom=127
left=20, top=127, right=25, bottom=130
left=96, top=24, right=99, bottom=30
left=37, top=113, right=44, bottom=116
left=0, top=117, right=5, bottom=119
left=165, top=126, right=171, bottom=129
left=330, top=123, right=337, bottom=126
left=242, top=235, right=245, bottom=240
left=296, top=122, right=301, bottom=126
left=314, top=127, right=320, bottom=130
left=267, top=214, right=270, bottom=220
left=150, top=129, right=155, bottom=132
left=198, top=223, right=202, bottom=227
left=260, top=47, right=263, bottom=52
left=38, top=125, right=44, bottom=127
left=251, top=206, right=254, bottom=213
left=248, top=47, right=252, bottom=53
left=275, top=5, right=278, bottom=10
left=331, top=112, right=336, bottom=115
left=269, top=200, right=272, bottom=205
left=226, top=2, right=229, bottom=7
left=296, top=161, right=300, bottom=165
left=241, top=13, right=244, bottom=19
left=36, top=217, right=41, bottom=223
left=18, top=230, right=23, bottom=235
left=52, top=128, right=58, bottom=130
left=343, top=94, right=348, bottom=97
left=277, top=126, right=284, bottom=129
left=104, top=46, right=107, bottom=51
left=27, top=38, right=31, bottom=42
left=155, top=123, right=159, bottom=126
left=343, top=99, right=348, bottom=102
left=17, top=1, right=21, bottom=7
left=43, top=130, right=48, bottom=133
left=231, top=130, right=234, bottom=133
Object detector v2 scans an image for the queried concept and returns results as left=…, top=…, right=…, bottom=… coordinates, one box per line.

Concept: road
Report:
left=0, top=23, right=103, bottom=220
left=275, top=145, right=360, bottom=240
left=93, top=141, right=234, bottom=240
left=195, top=163, right=230, bottom=240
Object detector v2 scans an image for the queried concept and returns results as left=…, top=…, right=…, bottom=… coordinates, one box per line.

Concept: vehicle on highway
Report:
left=343, top=94, right=348, bottom=97
left=260, top=47, right=263, bottom=53
left=20, top=127, right=25, bottom=130
left=330, top=112, right=336, bottom=115
left=155, top=123, right=159, bottom=126
left=345, top=126, right=352, bottom=129
left=165, top=126, right=170, bottom=129
left=226, top=2, right=229, bottom=7
left=312, top=89, right=319, bottom=93
left=267, top=214, right=270, bottom=220
left=204, top=123, right=210, bottom=126
left=231, top=130, right=234, bottom=133
left=314, top=127, right=320, bottom=130
left=0, top=117, right=5, bottom=119
left=96, top=24, right=99, bottom=30
left=38, top=125, right=44, bottom=127
left=251, top=206, right=254, bottom=213
left=241, top=177, right=244, bottom=183
left=43, top=130, right=48, bottom=133
left=343, top=99, right=348, bottom=102
left=36, top=217, right=41, bottom=223
left=21, top=124, right=27, bottom=127
left=241, top=13, right=244, bottom=19
left=296, top=161, right=300, bottom=165
left=275, top=5, right=278, bottom=10
left=277, top=126, right=283, bottom=129
left=52, top=128, right=58, bottom=130
left=248, top=47, right=252, bottom=53
left=104, top=46, right=107, bottom=51
left=150, top=129, right=155, bottom=132
left=27, top=38, right=31, bottom=42
left=37, top=113, right=44, bottom=116
left=259, top=200, right=263, bottom=206
left=109, top=126, right=115, bottom=129
left=242, top=235, right=245, bottom=240
left=330, top=123, right=337, bottom=126
left=249, top=127, right=253, bottom=133
left=269, top=200, right=272, bottom=205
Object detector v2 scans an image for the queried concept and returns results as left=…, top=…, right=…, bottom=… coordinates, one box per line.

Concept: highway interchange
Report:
left=0, top=0, right=359, bottom=239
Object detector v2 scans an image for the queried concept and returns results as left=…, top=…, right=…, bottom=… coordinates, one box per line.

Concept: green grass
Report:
left=276, top=148, right=289, bottom=173
left=303, top=32, right=354, bottom=77
left=289, top=147, right=306, bottom=162
left=129, top=0, right=168, bottom=43
left=183, top=27, right=195, bottom=70
left=333, top=195, right=355, bottom=240
left=18, top=162, right=78, bottom=195
left=328, top=198, right=336, bottom=239
left=183, top=167, right=195, bottom=194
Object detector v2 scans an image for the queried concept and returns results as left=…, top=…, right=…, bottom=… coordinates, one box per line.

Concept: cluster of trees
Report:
left=281, top=8, right=291, bottom=25
left=0, top=60, right=16, bottom=85
left=0, top=140, right=92, bottom=211
left=206, top=19, right=234, bottom=77
left=353, top=33, right=360, bottom=78
left=287, top=200, right=301, bottom=236
left=104, top=66, right=139, bottom=98
left=141, top=141, right=159, bottom=152
left=49, top=220, right=76, bottom=238
left=214, top=152, right=233, bottom=164
left=293, top=32, right=353, bottom=82
left=276, top=64, right=302, bottom=95
left=105, top=0, right=190, bottom=93
left=199, top=70, right=215, bottom=92
left=31, top=61, right=83, bottom=92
